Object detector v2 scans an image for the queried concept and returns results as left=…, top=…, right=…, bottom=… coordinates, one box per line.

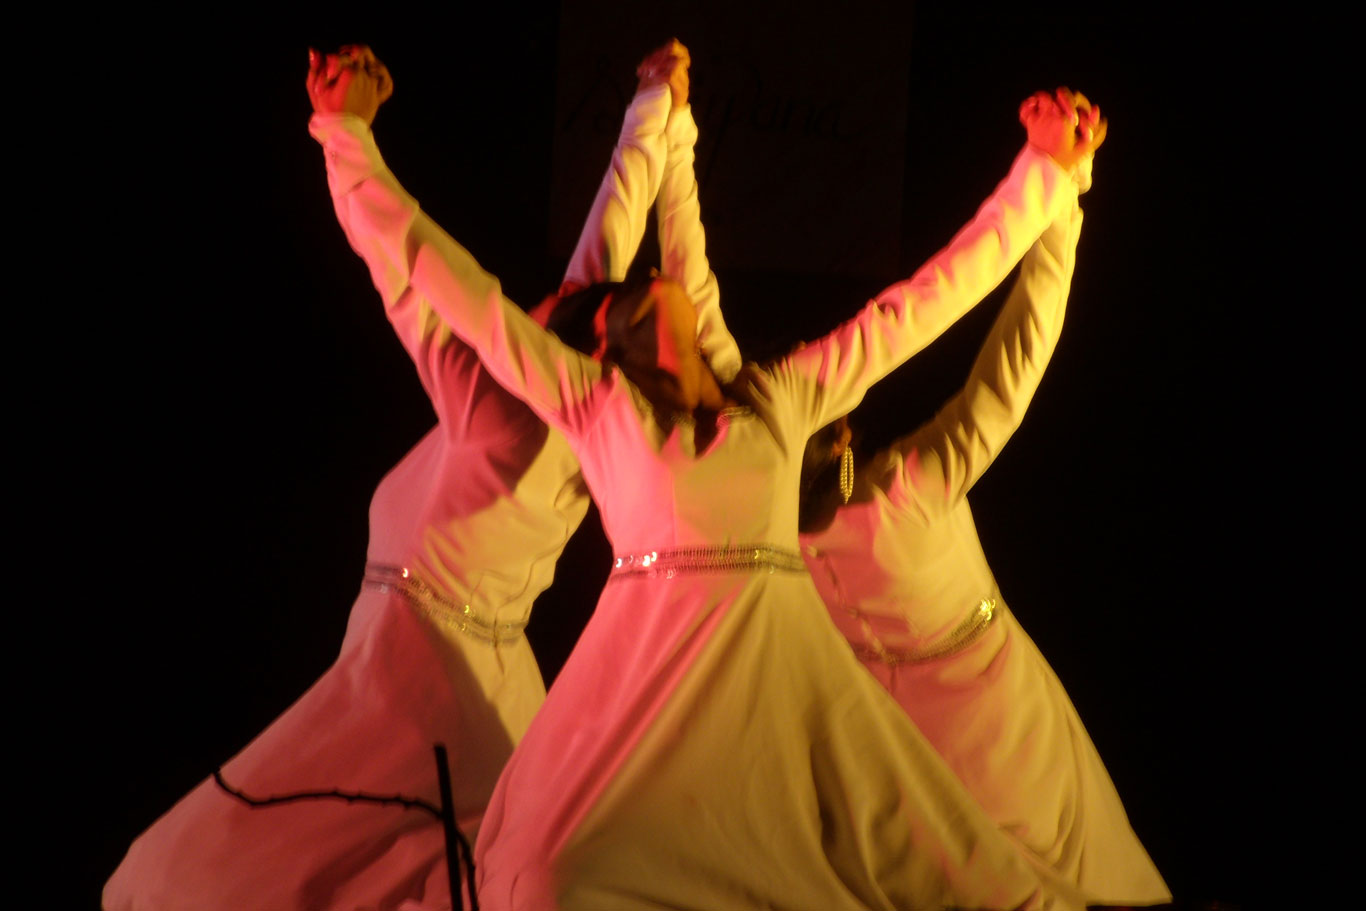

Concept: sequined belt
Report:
left=362, top=564, right=527, bottom=643
left=852, top=597, right=1002, bottom=665
left=608, top=544, right=807, bottom=580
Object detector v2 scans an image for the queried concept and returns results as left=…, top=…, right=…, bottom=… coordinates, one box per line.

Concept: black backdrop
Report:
left=66, top=3, right=1297, bottom=907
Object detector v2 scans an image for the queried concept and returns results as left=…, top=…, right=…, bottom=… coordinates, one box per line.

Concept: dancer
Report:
left=796, top=161, right=1171, bottom=907
left=654, top=65, right=1164, bottom=904
left=104, top=44, right=691, bottom=911
left=313, top=45, right=1101, bottom=910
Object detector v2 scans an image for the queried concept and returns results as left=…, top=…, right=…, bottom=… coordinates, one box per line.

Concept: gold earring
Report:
left=839, top=446, right=854, bottom=503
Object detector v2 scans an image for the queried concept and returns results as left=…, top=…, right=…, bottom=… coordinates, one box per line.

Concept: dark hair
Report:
left=542, top=273, right=661, bottom=359
left=798, top=417, right=859, bottom=534
left=542, top=282, right=619, bottom=356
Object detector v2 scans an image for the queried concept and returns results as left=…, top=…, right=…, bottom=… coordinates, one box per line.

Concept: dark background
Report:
left=65, top=3, right=1299, bottom=907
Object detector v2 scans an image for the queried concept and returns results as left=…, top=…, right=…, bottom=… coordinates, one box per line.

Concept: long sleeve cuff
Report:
left=1009, top=143, right=1076, bottom=217
left=664, top=102, right=699, bottom=153
left=309, top=112, right=388, bottom=193
left=1072, top=152, right=1094, bottom=193
left=621, top=83, right=672, bottom=143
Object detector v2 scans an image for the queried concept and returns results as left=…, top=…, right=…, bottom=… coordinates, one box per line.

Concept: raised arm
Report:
left=565, top=40, right=742, bottom=382
left=880, top=202, right=1083, bottom=520
left=655, top=49, right=743, bottom=383
left=771, top=90, right=1102, bottom=432
left=308, top=47, right=605, bottom=438
left=559, top=81, right=672, bottom=290
left=307, top=48, right=450, bottom=393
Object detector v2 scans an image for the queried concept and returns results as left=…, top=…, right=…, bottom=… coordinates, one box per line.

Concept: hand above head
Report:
left=636, top=38, right=691, bottom=109
left=306, top=44, right=393, bottom=126
left=1019, top=87, right=1106, bottom=175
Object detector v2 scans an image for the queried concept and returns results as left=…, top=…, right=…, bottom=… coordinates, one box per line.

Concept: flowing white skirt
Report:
left=861, top=605, right=1171, bottom=906
left=105, top=586, right=545, bottom=911
left=475, top=568, right=1086, bottom=910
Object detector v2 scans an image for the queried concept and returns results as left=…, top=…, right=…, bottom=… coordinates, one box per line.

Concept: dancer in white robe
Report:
left=797, top=207, right=1172, bottom=905
left=654, top=73, right=1166, bottom=904
left=104, top=45, right=686, bottom=911
left=313, top=47, right=1104, bottom=910
left=658, top=74, right=1163, bottom=906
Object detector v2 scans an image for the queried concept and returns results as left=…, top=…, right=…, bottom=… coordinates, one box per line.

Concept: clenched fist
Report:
left=1020, top=87, right=1106, bottom=172
left=636, top=39, right=691, bottom=109
left=307, top=44, right=393, bottom=126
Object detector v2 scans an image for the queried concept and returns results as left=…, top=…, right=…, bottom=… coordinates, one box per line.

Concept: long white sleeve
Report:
left=657, top=104, right=743, bottom=383
left=561, top=85, right=672, bottom=289
left=314, top=113, right=552, bottom=444
left=312, top=114, right=458, bottom=390
left=311, top=114, right=606, bottom=440
left=768, top=145, right=1077, bottom=433
left=881, top=205, right=1083, bottom=520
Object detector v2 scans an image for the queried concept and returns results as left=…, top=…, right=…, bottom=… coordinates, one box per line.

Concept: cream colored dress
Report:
left=800, top=211, right=1171, bottom=905
left=314, top=91, right=1090, bottom=909
left=655, top=103, right=1167, bottom=902
left=102, top=88, right=675, bottom=911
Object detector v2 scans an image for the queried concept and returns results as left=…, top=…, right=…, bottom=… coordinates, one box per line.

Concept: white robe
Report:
left=652, top=103, right=1167, bottom=904
left=800, top=210, right=1171, bottom=906
left=103, top=86, right=676, bottom=911
left=311, top=95, right=1088, bottom=909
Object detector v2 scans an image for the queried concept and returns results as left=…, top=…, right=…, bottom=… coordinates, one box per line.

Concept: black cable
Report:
left=212, top=752, right=476, bottom=911
left=434, top=743, right=479, bottom=911
left=211, top=768, right=442, bottom=817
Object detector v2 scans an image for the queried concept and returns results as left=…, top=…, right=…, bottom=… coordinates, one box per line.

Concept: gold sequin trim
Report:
left=851, top=598, right=1001, bottom=665
left=806, top=548, right=1001, bottom=664
left=363, top=564, right=526, bottom=644
left=608, top=544, right=807, bottom=579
